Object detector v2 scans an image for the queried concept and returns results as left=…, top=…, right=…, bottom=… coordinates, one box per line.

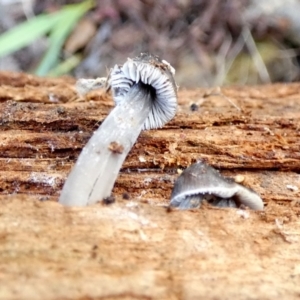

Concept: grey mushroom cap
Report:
left=170, top=161, right=264, bottom=210
left=108, top=53, right=178, bottom=130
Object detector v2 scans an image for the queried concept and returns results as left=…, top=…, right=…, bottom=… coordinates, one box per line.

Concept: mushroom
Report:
left=59, top=53, right=178, bottom=206
left=170, top=161, right=264, bottom=210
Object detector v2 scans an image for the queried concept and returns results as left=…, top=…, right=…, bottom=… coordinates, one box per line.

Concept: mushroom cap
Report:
left=108, top=53, right=178, bottom=130
left=170, top=161, right=264, bottom=210
left=171, top=162, right=238, bottom=203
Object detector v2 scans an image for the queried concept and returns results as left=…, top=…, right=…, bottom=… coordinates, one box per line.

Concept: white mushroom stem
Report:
left=59, top=83, right=152, bottom=206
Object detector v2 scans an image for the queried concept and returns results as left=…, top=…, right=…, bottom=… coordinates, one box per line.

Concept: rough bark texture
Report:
left=0, top=71, right=300, bottom=300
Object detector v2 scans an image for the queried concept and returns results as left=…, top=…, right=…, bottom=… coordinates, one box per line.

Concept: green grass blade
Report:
left=35, top=0, right=95, bottom=76
left=47, top=54, right=82, bottom=77
left=0, top=13, right=62, bottom=57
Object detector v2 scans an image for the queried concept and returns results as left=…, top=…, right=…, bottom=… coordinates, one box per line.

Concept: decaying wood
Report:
left=0, top=73, right=300, bottom=203
left=1, top=72, right=300, bottom=300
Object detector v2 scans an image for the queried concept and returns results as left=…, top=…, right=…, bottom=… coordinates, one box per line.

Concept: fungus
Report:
left=170, top=161, right=264, bottom=210
left=59, top=53, right=177, bottom=206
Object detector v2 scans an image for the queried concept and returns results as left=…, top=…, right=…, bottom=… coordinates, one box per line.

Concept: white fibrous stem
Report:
left=59, top=83, right=152, bottom=206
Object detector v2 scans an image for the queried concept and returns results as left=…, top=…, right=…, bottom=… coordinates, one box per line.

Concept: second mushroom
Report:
left=59, top=54, right=178, bottom=206
left=170, top=161, right=264, bottom=210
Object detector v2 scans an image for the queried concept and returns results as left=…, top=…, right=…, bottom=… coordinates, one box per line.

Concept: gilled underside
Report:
left=171, top=193, right=238, bottom=209
left=109, top=54, right=177, bottom=130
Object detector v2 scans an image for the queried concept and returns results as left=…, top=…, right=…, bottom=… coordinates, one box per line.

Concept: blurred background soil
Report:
left=1, top=0, right=300, bottom=87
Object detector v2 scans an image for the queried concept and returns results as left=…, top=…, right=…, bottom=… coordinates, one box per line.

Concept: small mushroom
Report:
left=170, top=161, right=264, bottom=210
left=59, top=53, right=177, bottom=206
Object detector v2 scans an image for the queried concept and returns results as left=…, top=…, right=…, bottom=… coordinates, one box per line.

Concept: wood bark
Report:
left=0, top=72, right=300, bottom=204
left=0, top=72, right=300, bottom=300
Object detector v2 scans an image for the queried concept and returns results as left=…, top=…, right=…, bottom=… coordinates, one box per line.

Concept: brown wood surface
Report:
left=0, top=72, right=300, bottom=300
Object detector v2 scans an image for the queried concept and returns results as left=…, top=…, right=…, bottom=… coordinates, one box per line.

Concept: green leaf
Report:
left=36, top=0, right=95, bottom=76
left=0, top=0, right=94, bottom=75
left=47, top=54, right=82, bottom=77
left=0, top=13, right=62, bottom=57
